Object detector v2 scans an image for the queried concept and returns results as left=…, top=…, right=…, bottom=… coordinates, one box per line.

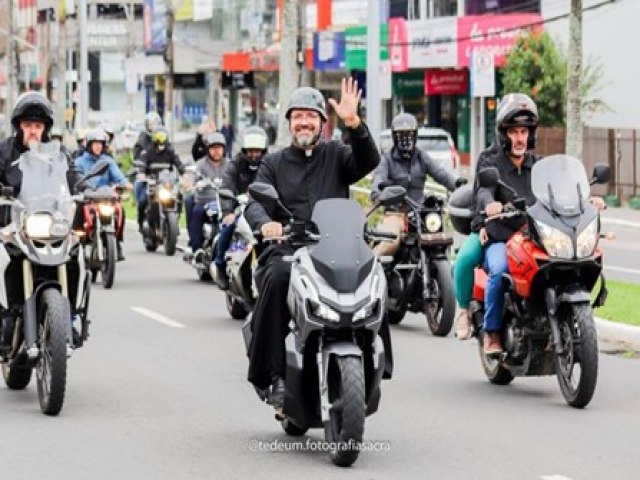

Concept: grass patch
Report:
left=593, top=279, right=640, bottom=326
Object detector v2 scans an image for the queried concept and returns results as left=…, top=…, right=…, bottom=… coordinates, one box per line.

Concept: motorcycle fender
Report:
left=558, top=288, right=591, bottom=305
left=0, top=243, right=10, bottom=309
left=318, top=343, right=363, bottom=423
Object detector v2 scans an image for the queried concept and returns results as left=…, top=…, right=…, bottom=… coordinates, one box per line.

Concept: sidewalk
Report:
left=596, top=317, right=640, bottom=353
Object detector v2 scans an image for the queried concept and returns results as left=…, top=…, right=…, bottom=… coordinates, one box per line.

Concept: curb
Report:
left=601, top=217, right=640, bottom=229
left=595, top=317, right=640, bottom=352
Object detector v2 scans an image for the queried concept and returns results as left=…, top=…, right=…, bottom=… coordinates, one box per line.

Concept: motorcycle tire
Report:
left=226, top=293, right=249, bottom=320
left=387, top=308, right=406, bottom=325
left=2, top=362, right=33, bottom=390
left=479, top=334, right=514, bottom=385
left=198, top=269, right=212, bottom=282
left=555, top=304, right=598, bottom=408
left=36, top=288, right=69, bottom=416
left=281, top=417, right=308, bottom=436
left=425, top=260, right=456, bottom=337
left=164, top=212, right=178, bottom=256
left=326, top=356, right=365, bottom=467
left=102, top=233, right=116, bottom=289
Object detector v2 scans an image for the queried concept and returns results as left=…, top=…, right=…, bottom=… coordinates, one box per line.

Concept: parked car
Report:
left=379, top=127, right=460, bottom=174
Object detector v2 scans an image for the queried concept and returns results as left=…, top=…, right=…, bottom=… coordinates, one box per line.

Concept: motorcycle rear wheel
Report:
left=479, top=334, right=514, bottom=385
left=36, top=289, right=68, bottom=416
left=555, top=304, right=598, bottom=408
left=326, top=356, right=365, bottom=467
left=226, top=293, right=249, bottom=320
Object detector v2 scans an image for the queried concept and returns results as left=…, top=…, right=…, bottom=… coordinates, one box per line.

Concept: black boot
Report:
left=117, top=241, right=125, bottom=261
left=268, top=376, right=285, bottom=419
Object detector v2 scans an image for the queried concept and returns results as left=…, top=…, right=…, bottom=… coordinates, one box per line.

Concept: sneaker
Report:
left=193, top=249, right=205, bottom=265
left=455, top=310, right=473, bottom=341
left=483, top=332, right=503, bottom=357
left=182, top=247, right=194, bottom=262
left=216, top=264, right=229, bottom=290
left=116, top=242, right=125, bottom=262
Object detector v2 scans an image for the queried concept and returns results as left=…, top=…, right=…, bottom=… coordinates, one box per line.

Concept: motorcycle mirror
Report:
left=248, top=182, right=279, bottom=203
left=513, top=198, right=527, bottom=211
left=590, top=163, right=610, bottom=185
left=477, top=167, right=500, bottom=188
left=379, top=185, right=406, bottom=205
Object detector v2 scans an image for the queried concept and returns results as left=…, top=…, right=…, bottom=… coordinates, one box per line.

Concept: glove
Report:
left=455, top=177, right=468, bottom=188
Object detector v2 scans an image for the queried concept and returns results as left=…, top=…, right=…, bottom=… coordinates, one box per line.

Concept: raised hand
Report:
left=328, top=77, right=362, bottom=128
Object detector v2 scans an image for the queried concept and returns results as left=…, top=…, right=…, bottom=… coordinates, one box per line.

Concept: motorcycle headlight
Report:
left=98, top=202, right=115, bottom=217
left=158, top=187, right=172, bottom=202
left=24, top=213, right=53, bottom=238
left=535, top=220, right=574, bottom=259
left=24, top=214, right=70, bottom=239
left=302, top=274, right=340, bottom=323
left=425, top=213, right=442, bottom=233
left=353, top=273, right=381, bottom=321
left=576, top=218, right=599, bottom=258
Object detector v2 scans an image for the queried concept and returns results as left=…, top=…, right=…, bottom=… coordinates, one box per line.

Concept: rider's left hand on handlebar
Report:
left=222, top=213, right=236, bottom=226
left=485, top=201, right=503, bottom=217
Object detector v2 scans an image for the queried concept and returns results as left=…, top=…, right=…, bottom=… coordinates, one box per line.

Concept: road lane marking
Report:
left=541, top=476, right=573, bottom=480
left=131, top=307, right=186, bottom=328
left=604, top=265, right=640, bottom=276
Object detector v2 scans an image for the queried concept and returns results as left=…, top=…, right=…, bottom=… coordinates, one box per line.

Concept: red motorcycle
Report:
left=80, top=185, right=126, bottom=289
left=453, top=155, right=610, bottom=408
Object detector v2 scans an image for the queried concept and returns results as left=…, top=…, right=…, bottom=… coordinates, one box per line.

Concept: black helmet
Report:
left=11, top=91, right=54, bottom=132
left=495, top=93, right=539, bottom=151
left=204, top=131, right=226, bottom=149
left=391, top=112, right=418, bottom=159
left=285, top=87, right=328, bottom=121
left=241, top=126, right=268, bottom=151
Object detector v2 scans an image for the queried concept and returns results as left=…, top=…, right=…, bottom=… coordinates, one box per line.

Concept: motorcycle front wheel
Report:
left=102, top=233, right=116, bottom=289
left=163, top=212, right=178, bottom=256
left=424, top=259, right=455, bottom=336
left=36, top=289, right=68, bottom=416
left=226, top=293, right=249, bottom=320
left=325, top=356, right=365, bottom=467
left=555, top=304, right=598, bottom=408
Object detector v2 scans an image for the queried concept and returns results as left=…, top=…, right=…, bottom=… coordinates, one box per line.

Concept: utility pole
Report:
left=366, top=0, right=381, bottom=148
left=126, top=0, right=135, bottom=118
left=5, top=0, right=17, bottom=137
left=275, top=0, right=300, bottom=147
left=165, top=4, right=175, bottom=141
left=566, top=0, right=583, bottom=159
left=56, top=6, right=67, bottom=129
left=78, top=0, right=89, bottom=129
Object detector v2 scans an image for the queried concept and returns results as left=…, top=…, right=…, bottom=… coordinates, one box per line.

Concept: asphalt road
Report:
left=1, top=225, right=639, bottom=479
left=599, top=219, right=640, bottom=284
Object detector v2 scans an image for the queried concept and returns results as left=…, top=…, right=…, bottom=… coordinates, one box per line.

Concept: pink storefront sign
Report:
left=457, top=14, right=542, bottom=67
left=425, top=69, right=469, bottom=95
left=389, top=17, right=409, bottom=72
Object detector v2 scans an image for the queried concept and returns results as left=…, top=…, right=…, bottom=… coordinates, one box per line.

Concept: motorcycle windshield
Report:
left=12, top=142, right=74, bottom=225
left=531, top=155, right=590, bottom=216
left=310, top=199, right=373, bottom=293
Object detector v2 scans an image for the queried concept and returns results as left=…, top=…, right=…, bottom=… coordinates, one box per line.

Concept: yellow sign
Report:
left=175, top=0, right=193, bottom=21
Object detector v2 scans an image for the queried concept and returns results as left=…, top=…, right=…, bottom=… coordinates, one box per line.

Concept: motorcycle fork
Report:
left=544, top=288, right=564, bottom=356
left=94, top=216, right=104, bottom=262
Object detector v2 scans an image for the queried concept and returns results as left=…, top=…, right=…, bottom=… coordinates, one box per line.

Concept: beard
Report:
left=292, top=130, right=320, bottom=148
left=511, top=143, right=527, bottom=157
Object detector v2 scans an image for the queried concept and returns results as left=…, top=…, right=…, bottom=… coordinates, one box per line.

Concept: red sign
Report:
left=389, top=17, right=409, bottom=73
left=457, top=14, right=542, bottom=67
left=425, top=69, right=469, bottom=95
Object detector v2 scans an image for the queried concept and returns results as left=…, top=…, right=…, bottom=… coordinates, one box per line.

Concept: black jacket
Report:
left=244, top=123, right=380, bottom=231
left=221, top=152, right=259, bottom=215
left=471, top=141, right=540, bottom=233
left=140, top=146, right=186, bottom=176
left=133, top=131, right=151, bottom=160
left=0, top=137, right=81, bottom=197
left=372, top=146, right=458, bottom=205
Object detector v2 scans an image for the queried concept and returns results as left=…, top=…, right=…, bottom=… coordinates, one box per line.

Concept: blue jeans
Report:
left=483, top=242, right=508, bottom=332
left=215, top=219, right=237, bottom=268
left=184, top=195, right=195, bottom=246
left=187, top=202, right=210, bottom=251
left=134, top=180, right=146, bottom=205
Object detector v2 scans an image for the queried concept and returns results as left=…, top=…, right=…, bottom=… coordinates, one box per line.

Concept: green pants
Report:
left=453, top=232, right=483, bottom=309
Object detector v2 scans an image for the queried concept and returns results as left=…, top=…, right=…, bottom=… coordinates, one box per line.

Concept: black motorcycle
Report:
left=380, top=190, right=455, bottom=336
left=139, top=164, right=180, bottom=256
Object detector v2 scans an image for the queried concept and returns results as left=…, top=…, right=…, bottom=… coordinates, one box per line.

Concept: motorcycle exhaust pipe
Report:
left=545, top=288, right=564, bottom=356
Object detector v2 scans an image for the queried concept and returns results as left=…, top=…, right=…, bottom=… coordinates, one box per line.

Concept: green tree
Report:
left=501, top=30, right=567, bottom=127
left=501, top=30, right=608, bottom=128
